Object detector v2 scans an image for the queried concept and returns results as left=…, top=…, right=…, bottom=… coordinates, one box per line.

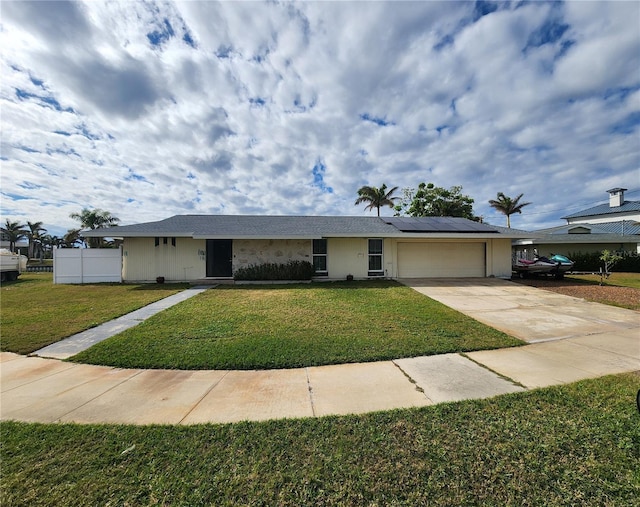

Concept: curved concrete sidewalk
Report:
left=1, top=279, right=638, bottom=425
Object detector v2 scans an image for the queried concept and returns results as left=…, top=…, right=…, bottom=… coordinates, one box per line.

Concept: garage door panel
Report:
left=398, top=243, right=485, bottom=278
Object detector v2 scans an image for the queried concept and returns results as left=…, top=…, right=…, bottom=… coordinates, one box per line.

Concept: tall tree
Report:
left=397, top=183, right=476, bottom=219
left=41, top=234, right=62, bottom=258
left=488, top=192, right=531, bottom=228
left=63, top=228, right=83, bottom=248
left=355, top=184, right=399, bottom=216
left=26, top=221, right=46, bottom=259
left=2, top=220, right=27, bottom=253
left=70, top=208, right=120, bottom=248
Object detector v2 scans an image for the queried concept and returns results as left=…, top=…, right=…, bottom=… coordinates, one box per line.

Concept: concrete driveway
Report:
left=401, top=277, right=640, bottom=388
left=400, top=277, right=639, bottom=343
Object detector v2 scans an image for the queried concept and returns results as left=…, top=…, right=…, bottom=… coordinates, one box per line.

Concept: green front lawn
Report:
left=2, top=373, right=638, bottom=506
left=71, top=281, right=522, bottom=370
left=567, top=272, right=640, bottom=289
left=0, top=273, right=188, bottom=354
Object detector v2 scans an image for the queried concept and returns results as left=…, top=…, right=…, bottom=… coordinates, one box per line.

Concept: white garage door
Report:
left=398, top=242, right=485, bottom=278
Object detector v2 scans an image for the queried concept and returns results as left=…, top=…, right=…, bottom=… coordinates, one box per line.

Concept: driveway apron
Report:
left=401, top=277, right=639, bottom=343
left=401, top=277, right=640, bottom=389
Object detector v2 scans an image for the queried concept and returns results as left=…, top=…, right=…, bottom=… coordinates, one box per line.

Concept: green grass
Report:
left=71, top=281, right=522, bottom=370
left=0, top=273, right=188, bottom=354
left=2, top=373, right=638, bottom=506
left=567, top=272, right=640, bottom=289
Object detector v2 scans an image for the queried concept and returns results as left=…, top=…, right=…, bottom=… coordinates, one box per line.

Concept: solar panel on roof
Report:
left=383, top=217, right=498, bottom=233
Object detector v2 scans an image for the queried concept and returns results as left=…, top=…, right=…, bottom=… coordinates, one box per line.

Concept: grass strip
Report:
left=71, top=281, right=522, bottom=370
left=567, top=272, right=640, bottom=289
left=0, top=273, right=188, bottom=354
left=2, top=373, right=638, bottom=506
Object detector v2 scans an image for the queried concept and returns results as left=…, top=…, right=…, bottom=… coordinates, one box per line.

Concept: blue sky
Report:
left=1, top=0, right=638, bottom=236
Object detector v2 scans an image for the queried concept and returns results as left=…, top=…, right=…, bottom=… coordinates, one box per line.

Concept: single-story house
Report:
left=513, top=187, right=640, bottom=258
left=83, top=215, right=531, bottom=282
left=513, top=221, right=640, bottom=259
left=0, top=234, right=28, bottom=256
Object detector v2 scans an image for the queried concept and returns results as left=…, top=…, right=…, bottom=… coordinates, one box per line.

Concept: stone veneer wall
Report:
left=233, top=239, right=312, bottom=271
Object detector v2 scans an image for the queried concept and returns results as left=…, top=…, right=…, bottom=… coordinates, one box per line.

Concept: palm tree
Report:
left=70, top=208, right=120, bottom=248
left=63, top=228, right=83, bottom=248
left=26, top=221, right=46, bottom=259
left=41, top=234, right=62, bottom=258
left=355, top=184, right=399, bottom=216
left=2, top=220, right=27, bottom=253
left=488, top=192, right=531, bottom=228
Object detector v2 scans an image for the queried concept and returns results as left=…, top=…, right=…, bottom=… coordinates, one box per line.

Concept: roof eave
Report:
left=82, top=230, right=195, bottom=238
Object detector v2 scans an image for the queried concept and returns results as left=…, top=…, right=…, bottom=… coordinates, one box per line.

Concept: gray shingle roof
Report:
left=561, top=200, right=640, bottom=219
left=84, top=215, right=399, bottom=238
left=83, top=215, right=526, bottom=239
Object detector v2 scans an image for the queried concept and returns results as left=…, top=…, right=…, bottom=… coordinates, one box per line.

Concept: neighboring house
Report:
left=0, top=233, right=28, bottom=256
left=513, top=188, right=640, bottom=258
left=562, top=188, right=640, bottom=225
left=82, top=215, right=529, bottom=282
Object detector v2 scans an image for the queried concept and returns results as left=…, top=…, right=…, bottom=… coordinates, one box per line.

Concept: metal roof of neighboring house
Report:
left=561, top=200, right=640, bottom=219
left=534, top=220, right=640, bottom=236
left=513, top=233, right=640, bottom=246
left=513, top=220, right=640, bottom=246
left=82, top=215, right=531, bottom=239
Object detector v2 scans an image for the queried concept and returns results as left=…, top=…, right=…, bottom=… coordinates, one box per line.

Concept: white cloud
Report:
left=0, top=0, right=638, bottom=237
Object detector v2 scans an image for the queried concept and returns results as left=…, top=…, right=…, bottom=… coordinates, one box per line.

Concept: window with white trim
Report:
left=368, top=238, right=383, bottom=276
left=313, top=239, right=328, bottom=275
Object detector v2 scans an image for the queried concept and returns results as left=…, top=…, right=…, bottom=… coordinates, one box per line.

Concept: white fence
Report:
left=54, top=248, right=122, bottom=284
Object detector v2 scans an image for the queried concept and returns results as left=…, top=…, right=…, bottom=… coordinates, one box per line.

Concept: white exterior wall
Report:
left=233, top=239, right=311, bottom=271
left=122, top=237, right=205, bottom=281
left=326, top=238, right=512, bottom=279
left=487, top=238, right=513, bottom=278
left=567, top=211, right=640, bottom=225
left=232, top=238, right=393, bottom=280
left=120, top=236, right=515, bottom=281
left=326, top=238, right=369, bottom=279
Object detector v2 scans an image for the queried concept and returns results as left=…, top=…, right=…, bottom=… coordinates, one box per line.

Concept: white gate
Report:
left=53, top=248, right=122, bottom=284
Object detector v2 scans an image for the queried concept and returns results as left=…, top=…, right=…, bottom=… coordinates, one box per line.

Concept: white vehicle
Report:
left=0, top=249, right=27, bottom=282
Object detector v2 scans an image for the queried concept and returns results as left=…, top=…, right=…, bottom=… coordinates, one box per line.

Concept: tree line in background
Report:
left=2, top=208, right=119, bottom=259
left=355, top=183, right=530, bottom=227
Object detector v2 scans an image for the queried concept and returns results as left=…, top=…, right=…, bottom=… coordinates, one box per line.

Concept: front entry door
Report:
left=206, top=239, right=233, bottom=277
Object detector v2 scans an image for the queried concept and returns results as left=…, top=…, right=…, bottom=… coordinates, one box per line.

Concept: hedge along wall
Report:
left=234, top=261, right=316, bottom=281
left=568, top=251, right=640, bottom=272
